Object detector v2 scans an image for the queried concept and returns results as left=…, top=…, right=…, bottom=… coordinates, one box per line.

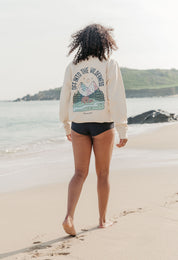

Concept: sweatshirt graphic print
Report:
left=72, top=67, right=105, bottom=112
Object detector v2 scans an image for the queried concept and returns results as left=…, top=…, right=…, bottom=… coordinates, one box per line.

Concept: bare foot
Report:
left=62, top=216, right=76, bottom=236
left=98, top=220, right=113, bottom=228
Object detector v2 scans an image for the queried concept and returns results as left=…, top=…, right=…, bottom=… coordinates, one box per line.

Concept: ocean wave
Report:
left=1, top=122, right=171, bottom=158
left=0, top=136, right=66, bottom=158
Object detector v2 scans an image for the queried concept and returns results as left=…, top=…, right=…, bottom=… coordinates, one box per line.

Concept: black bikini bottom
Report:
left=71, top=121, right=114, bottom=137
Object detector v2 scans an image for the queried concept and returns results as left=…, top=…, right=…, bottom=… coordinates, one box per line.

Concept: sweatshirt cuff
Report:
left=115, top=123, right=128, bottom=139
left=63, top=122, right=71, bottom=136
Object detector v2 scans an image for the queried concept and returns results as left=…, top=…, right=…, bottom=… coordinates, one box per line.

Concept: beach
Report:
left=1, top=0, right=178, bottom=258
left=0, top=122, right=178, bottom=260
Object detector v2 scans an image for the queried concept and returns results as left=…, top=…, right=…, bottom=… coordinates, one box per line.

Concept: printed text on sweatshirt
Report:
left=59, top=56, right=128, bottom=139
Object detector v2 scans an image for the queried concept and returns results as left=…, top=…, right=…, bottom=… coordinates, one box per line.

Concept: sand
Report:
left=0, top=123, right=178, bottom=260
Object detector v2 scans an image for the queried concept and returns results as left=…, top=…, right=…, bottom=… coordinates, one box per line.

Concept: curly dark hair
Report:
left=67, top=23, right=118, bottom=65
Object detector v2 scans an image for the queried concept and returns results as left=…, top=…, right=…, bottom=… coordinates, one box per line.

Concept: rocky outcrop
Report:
left=13, top=88, right=61, bottom=102
left=128, top=110, right=178, bottom=124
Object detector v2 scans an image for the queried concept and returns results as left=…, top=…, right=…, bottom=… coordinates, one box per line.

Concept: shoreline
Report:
left=0, top=93, right=178, bottom=102
left=0, top=122, right=178, bottom=194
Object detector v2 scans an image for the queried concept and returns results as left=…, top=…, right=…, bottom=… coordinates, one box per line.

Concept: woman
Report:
left=59, top=23, right=128, bottom=236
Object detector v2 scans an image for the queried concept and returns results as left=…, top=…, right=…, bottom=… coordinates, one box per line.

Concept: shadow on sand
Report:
left=0, top=226, right=98, bottom=259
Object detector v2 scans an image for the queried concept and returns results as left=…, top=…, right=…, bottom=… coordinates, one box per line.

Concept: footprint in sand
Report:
left=26, top=241, right=71, bottom=259
left=164, top=192, right=178, bottom=207
left=120, top=207, right=143, bottom=217
left=109, top=216, right=120, bottom=223
left=76, top=234, right=86, bottom=241
left=81, top=218, right=118, bottom=232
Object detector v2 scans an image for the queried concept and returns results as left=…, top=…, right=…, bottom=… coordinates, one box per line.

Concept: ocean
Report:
left=0, top=96, right=178, bottom=192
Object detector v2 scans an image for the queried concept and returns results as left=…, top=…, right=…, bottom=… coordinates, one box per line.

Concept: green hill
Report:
left=13, top=68, right=178, bottom=101
left=121, top=68, right=178, bottom=90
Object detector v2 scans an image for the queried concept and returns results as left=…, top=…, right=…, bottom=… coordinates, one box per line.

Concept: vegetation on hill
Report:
left=121, top=68, right=178, bottom=89
left=14, top=88, right=60, bottom=101
left=13, top=68, right=178, bottom=101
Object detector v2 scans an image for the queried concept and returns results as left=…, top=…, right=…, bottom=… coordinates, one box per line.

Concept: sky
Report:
left=0, top=0, right=178, bottom=100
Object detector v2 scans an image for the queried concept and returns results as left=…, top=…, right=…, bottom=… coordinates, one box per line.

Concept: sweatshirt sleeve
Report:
left=107, top=59, right=128, bottom=139
left=59, top=63, right=72, bottom=135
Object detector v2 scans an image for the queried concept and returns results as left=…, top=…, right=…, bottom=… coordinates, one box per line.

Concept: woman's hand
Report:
left=66, top=134, right=72, bottom=142
left=116, top=138, right=128, bottom=148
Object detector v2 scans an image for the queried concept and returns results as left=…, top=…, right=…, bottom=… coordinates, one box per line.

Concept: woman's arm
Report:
left=59, top=63, right=72, bottom=137
left=107, top=59, right=128, bottom=140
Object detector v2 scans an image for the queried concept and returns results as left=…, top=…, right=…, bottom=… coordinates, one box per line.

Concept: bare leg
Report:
left=92, top=128, right=115, bottom=228
left=62, top=130, right=92, bottom=235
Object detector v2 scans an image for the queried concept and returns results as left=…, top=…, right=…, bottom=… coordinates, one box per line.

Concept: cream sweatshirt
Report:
left=59, top=56, right=128, bottom=139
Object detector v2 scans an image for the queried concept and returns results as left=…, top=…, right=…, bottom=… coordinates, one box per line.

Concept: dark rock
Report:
left=13, top=98, right=21, bottom=102
left=128, top=109, right=178, bottom=124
